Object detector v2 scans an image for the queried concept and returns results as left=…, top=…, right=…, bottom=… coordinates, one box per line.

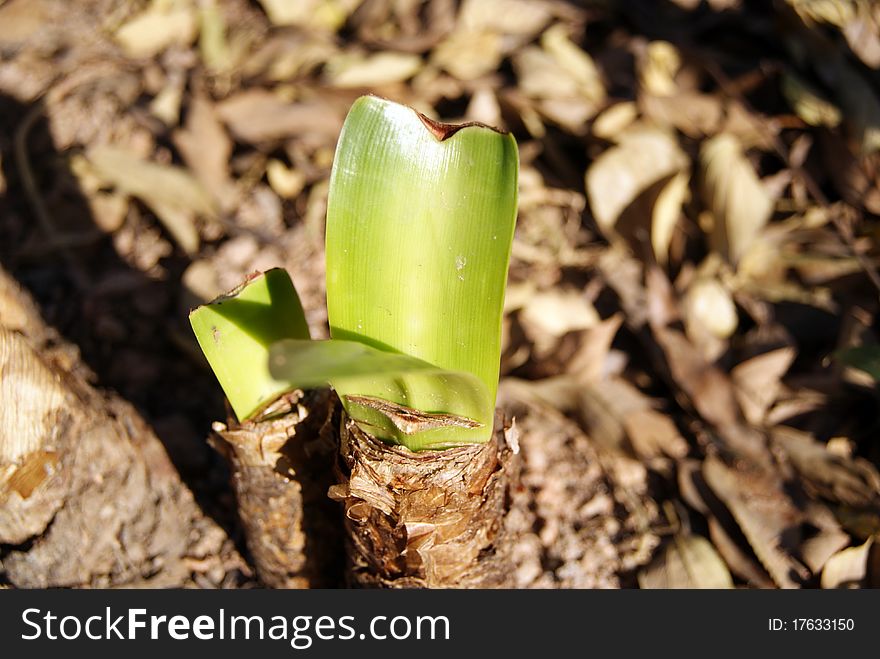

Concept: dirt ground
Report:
left=1, top=0, right=880, bottom=588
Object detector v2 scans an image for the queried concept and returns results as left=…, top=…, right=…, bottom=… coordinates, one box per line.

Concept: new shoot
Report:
left=191, top=95, right=519, bottom=451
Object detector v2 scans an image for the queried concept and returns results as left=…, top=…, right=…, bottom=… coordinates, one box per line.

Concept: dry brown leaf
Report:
left=181, top=259, right=222, bottom=306
left=85, top=148, right=214, bottom=219
left=731, top=347, right=796, bottom=425
left=198, top=0, right=232, bottom=71
left=787, top=0, right=855, bottom=26
left=266, top=160, right=306, bottom=199
left=652, top=323, right=741, bottom=428
left=115, top=2, right=197, bottom=59
left=586, top=126, right=688, bottom=261
left=800, top=502, right=851, bottom=575
left=678, top=459, right=777, bottom=586
left=245, top=33, right=338, bottom=81
left=540, top=24, right=606, bottom=103
left=513, top=46, right=578, bottom=99
left=579, top=378, right=688, bottom=462
left=652, top=170, right=689, bottom=265
left=84, top=146, right=212, bottom=255
left=567, top=313, right=623, bottom=383
left=703, top=455, right=808, bottom=588
left=519, top=288, right=599, bottom=357
left=503, top=371, right=685, bottom=463
left=622, top=409, right=689, bottom=462
left=173, top=93, right=237, bottom=212
left=684, top=276, right=738, bottom=342
left=640, top=92, right=723, bottom=139
left=700, top=133, right=774, bottom=265
left=215, top=90, right=343, bottom=143
left=0, top=0, right=48, bottom=47
left=458, top=0, right=551, bottom=38
left=789, top=0, right=880, bottom=68
left=785, top=252, right=863, bottom=285
left=821, top=535, right=880, bottom=588
left=465, top=88, right=502, bottom=127
left=498, top=375, right=581, bottom=417
left=87, top=192, right=128, bottom=233
left=256, top=0, right=361, bottom=30
left=326, top=52, right=422, bottom=88
left=512, top=25, right=605, bottom=112
left=717, top=101, right=778, bottom=151
left=149, top=78, right=184, bottom=126
left=772, top=426, right=880, bottom=509
left=708, top=517, right=775, bottom=588
left=843, top=15, right=880, bottom=68
left=678, top=460, right=710, bottom=515
left=765, top=389, right=827, bottom=427
left=639, top=41, right=681, bottom=97
left=638, top=533, right=733, bottom=588
left=536, top=98, right=598, bottom=135
left=432, top=30, right=503, bottom=81
left=591, top=102, right=638, bottom=140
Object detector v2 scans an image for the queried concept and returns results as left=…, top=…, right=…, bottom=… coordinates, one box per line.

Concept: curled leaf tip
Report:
left=416, top=111, right=507, bottom=141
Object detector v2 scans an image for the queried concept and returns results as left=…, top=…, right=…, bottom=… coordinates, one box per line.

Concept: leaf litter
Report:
left=1, top=0, right=880, bottom=588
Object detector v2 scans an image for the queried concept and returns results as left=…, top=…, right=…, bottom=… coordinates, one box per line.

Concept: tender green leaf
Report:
left=189, top=268, right=310, bottom=421
left=325, top=95, right=518, bottom=447
left=269, top=339, right=491, bottom=450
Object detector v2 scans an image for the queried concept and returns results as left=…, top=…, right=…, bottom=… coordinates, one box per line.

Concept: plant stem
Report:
left=330, top=409, right=521, bottom=587
left=212, top=389, right=343, bottom=588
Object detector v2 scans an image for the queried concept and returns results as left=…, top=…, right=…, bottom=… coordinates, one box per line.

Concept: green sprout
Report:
left=189, top=268, right=310, bottom=421
left=190, top=95, right=518, bottom=450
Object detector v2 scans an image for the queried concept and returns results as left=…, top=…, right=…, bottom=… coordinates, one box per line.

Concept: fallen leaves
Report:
left=215, top=90, right=344, bottom=143
left=325, top=51, right=422, bottom=88
left=821, top=536, right=880, bottom=588
left=4, top=0, right=880, bottom=591
left=684, top=276, right=739, bottom=342
left=586, top=126, right=689, bottom=262
left=703, top=456, right=808, bottom=588
left=732, top=347, right=796, bottom=425
left=256, top=0, right=362, bottom=31
left=773, top=426, right=880, bottom=509
left=700, top=133, right=774, bottom=264
left=172, top=93, right=237, bottom=212
left=432, top=0, right=550, bottom=81
left=518, top=287, right=599, bottom=358
left=82, top=145, right=215, bottom=254
left=638, top=533, right=733, bottom=588
left=0, top=0, right=48, bottom=47
left=115, top=1, right=198, bottom=59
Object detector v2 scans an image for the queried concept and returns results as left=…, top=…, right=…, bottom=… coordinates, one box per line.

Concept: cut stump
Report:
left=331, top=410, right=521, bottom=588
left=211, top=390, right=343, bottom=588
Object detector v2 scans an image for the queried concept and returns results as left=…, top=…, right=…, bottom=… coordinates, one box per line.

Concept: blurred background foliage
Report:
left=1, top=0, right=880, bottom=588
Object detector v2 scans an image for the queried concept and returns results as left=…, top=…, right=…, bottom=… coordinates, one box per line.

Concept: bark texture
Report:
left=0, top=268, right=233, bottom=587
left=212, top=390, right=342, bottom=588
left=331, top=410, right=521, bottom=588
